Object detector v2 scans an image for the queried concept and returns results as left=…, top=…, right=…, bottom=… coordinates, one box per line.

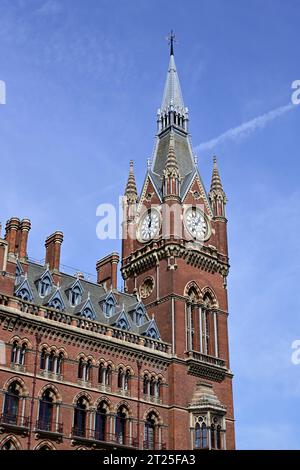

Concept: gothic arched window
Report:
left=86, top=360, right=92, bottom=382
left=124, top=369, right=130, bottom=391
left=38, top=390, right=54, bottom=431
left=98, top=362, right=105, bottom=384
left=216, top=425, right=222, bottom=450
left=106, top=365, right=112, bottom=386
left=118, top=368, right=124, bottom=389
left=19, top=343, right=26, bottom=365
left=74, top=397, right=88, bottom=438
left=78, top=358, right=84, bottom=379
left=156, top=378, right=162, bottom=398
left=4, top=382, right=20, bottom=425
left=95, top=402, right=107, bottom=441
left=40, top=348, right=47, bottom=370
left=144, top=412, right=158, bottom=449
left=143, top=375, right=149, bottom=395
left=56, top=352, right=64, bottom=374
left=38, top=445, right=52, bottom=450
left=211, top=423, right=215, bottom=449
left=150, top=377, right=155, bottom=396
left=1, top=439, right=18, bottom=450
left=11, top=341, right=18, bottom=364
left=115, top=407, right=128, bottom=445
left=195, top=422, right=208, bottom=449
left=48, top=350, right=55, bottom=372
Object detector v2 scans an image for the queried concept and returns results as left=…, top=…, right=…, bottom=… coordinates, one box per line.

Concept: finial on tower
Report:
left=209, top=155, right=227, bottom=217
left=167, top=30, right=176, bottom=56
left=124, top=160, right=138, bottom=204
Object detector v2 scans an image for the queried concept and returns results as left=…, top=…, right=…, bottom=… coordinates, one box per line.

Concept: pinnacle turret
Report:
left=124, top=160, right=138, bottom=204
left=209, top=157, right=227, bottom=217
left=163, top=133, right=181, bottom=199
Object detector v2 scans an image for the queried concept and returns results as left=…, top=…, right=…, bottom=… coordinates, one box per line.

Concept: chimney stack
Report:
left=96, top=252, right=119, bottom=290
left=45, top=231, right=63, bottom=272
left=5, top=217, right=21, bottom=255
left=19, top=219, right=31, bottom=260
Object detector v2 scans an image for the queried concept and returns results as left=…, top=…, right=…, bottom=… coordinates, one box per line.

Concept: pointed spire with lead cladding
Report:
left=160, top=31, right=186, bottom=116
left=157, top=31, right=189, bottom=133
left=163, top=132, right=181, bottom=199
left=152, top=32, right=195, bottom=187
left=209, top=156, right=227, bottom=217
left=124, top=160, right=138, bottom=204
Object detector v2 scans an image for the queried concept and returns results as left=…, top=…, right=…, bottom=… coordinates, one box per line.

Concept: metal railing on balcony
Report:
left=143, top=440, right=166, bottom=450
left=35, top=419, right=63, bottom=434
left=71, top=428, right=138, bottom=448
left=0, top=413, right=29, bottom=428
left=186, top=350, right=225, bottom=367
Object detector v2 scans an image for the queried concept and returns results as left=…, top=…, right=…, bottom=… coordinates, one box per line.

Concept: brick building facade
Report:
left=0, top=40, right=235, bottom=451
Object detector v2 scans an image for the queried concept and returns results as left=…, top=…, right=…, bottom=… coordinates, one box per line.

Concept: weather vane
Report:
left=166, top=30, right=177, bottom=55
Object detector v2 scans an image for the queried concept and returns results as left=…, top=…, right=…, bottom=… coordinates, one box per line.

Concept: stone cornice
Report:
left=121, top=238, right=229, bottom=279
left=0, top=299, right=171, bottom=368
left=144, top=294, right=229, bottom=316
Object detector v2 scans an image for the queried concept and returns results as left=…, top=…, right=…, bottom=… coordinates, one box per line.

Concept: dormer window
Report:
left=68, top=279, right=83, bottom=307
left=37, top=270, right=53, bottom=298
left=15, top=262, right=23, bottom=286
left=147, top=327, right=159, bottom=339
left=18, top=288, right=31, bottom=301
left=70, top=285, right=82, bottom=306
left=15, top=279, right=33, bottom=302
left=142, top=318, right=160, bottom=340
left=39, top=275, right=51, bottom=297
left=106, top=299, right=115, bottom=317
left=103, top=294, right=116, bottom=318
left=82, top=307, right=94, bottom=319
left=47, top=289, right=65, bottom=312
left=49, top=298, right=63, bottom=311
left=135, top=307, right=144, bottom=326
left=77, top=299, right=96, bottom=320
left=116, top=317, right=129, bottom=330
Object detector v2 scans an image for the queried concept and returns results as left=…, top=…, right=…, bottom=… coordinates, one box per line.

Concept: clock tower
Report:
left=121, top=36, right=235, bottom=450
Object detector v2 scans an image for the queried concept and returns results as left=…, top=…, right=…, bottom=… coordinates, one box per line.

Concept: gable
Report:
left=182, top=170, right=213, bottom=218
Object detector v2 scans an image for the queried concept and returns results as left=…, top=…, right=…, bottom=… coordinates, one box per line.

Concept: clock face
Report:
left=184, top=207, right=208, bottom=241
left=138, top=209, right=160, bottom=242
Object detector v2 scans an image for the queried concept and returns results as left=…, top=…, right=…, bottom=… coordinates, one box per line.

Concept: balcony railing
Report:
left=186, top=350, right=225, bottom=368
left=143, top=440, right=166, bottom=450
left=0, top=413, right=29, bottom=429
left=35, top=419, right=63, bottom=435
left=71, top=428, right=138, bottom=448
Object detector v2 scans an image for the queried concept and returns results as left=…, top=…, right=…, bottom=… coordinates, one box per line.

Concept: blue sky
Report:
left=0, top=0, right=300, bottom=449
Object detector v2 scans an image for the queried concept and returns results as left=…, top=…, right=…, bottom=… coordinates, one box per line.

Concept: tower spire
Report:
left=168, top=30, right=176, bottom=56
left=160, top=36, right=186, bottom=118
left=124, top=160, right=138, bottom=204
left=209, top=156, right=227, bottom=217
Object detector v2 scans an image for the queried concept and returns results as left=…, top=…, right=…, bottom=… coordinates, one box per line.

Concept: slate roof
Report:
left=14, top=261, right=161, bottom=339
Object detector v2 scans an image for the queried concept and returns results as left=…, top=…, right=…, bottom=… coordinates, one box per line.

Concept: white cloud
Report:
left=195, top=103, right=297, bottom=152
